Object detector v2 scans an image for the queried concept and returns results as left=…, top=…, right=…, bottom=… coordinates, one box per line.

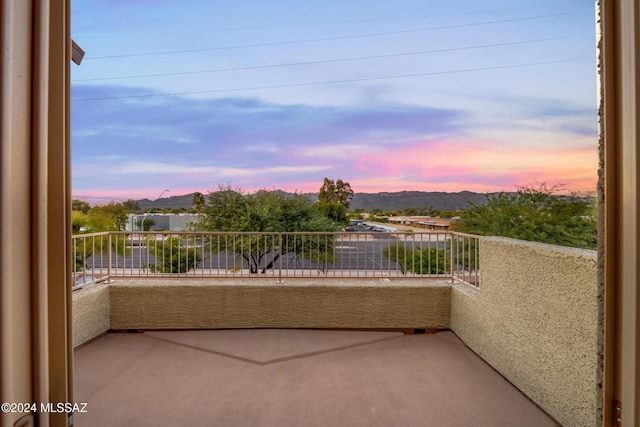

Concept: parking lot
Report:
left=81, top=232, right=449, bottom=274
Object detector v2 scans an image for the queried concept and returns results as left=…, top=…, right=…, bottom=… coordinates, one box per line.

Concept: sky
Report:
left=71, top=0, right=598, bottom=203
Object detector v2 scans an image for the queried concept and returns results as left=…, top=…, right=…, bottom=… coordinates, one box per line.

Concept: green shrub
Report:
left=148, top=236, right=200, bottom=274
left=384, top=243, right=449, bottom=274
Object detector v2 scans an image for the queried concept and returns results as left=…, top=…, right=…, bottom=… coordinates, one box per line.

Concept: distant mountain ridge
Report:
left=139, top=190, right=491, bottom=212
left=350, top=191, right=490, bottom=211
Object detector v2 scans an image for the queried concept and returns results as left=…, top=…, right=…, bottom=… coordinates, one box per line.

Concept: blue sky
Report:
left=71, top=0, right=597, bottom=203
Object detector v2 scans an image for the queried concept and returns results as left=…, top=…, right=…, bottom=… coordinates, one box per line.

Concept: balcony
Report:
left=72, top=232, right=597, bottom=427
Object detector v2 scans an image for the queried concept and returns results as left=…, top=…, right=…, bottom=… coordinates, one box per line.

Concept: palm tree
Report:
left=191, top=192, right=205, bottom=230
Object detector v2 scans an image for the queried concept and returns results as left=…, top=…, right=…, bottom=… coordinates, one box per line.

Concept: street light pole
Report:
left=140, top=189, right=170, bottom=231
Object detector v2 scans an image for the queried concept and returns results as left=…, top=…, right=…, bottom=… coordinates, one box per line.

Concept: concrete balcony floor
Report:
left=74, top=329, right=559, bottom=426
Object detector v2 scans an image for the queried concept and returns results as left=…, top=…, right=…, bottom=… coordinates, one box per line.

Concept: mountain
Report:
left=139, top=190, right=491, bottom=212
left=138, top=193, right=198, bottom=210
left=349, top=191, right=490, bottom=211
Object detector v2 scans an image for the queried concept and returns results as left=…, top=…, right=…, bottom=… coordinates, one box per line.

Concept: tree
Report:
left=318, top=178, right=354, bottom=209
left=84, top=202, right=128, bottom=232
left=122, top=199, right=141, bottom=213
left=453, top=184, right=597, bottom=250
left=200, top=185, right=339, bottom=273
left=142, top=218, right=156, bottom=231
left=85, top=207, right=118, bottom=232
left=72, top=199, right=91, bottom=214
left=348, top=212, right=364, bottom=220
left=315, top=201, right=348, bottom=225
left=192, top=192, right=205, bottom=215
left=191, top=192, right=206, bottom=230
left=202, top=186, right=339, bottom=233
left=200, top=185, right=247, bottom=231
left=72, top=210, right=88, bottom=233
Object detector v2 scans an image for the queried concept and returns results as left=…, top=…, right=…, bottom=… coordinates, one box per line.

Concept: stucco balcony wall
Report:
left=72, top=282, right=110, bottom=347
left=451, top=237, right=598, bottom=427
left=108, top=280, right=451, bottom=330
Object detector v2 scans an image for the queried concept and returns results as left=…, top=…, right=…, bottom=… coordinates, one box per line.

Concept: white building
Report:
left=127, top=213, right=200, bottom=231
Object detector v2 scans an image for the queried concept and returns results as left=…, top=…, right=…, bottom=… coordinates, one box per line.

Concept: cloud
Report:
left=71, top=83, right=597, bottom=199
left=346, top=138, right=597, bottom=193
left=74, top=160, right=332, bottom=178
left=71, top=84, right=465, bottom=194
left=242, top=144, right=280, bottom=153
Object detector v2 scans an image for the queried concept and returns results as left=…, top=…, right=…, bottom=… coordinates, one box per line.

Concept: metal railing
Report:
left=72, top=232, right=111, bottom=290
left=451, top=232, right=481, bottom=287
left=72, top=231, right=480, bottom=290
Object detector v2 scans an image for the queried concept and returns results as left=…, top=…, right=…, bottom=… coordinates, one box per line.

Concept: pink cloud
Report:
left=346, top=138, right=597, bottom=193
left=74, top=136, right=597, bottom=202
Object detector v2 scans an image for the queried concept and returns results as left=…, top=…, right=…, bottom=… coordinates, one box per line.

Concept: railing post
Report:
left=277, top=233, right=283, bottom=283
left=107, top=232, right=112, bottom=283
left=450, top=232, right=455, bottom=283
left=475, top=236, right=480, bottom=287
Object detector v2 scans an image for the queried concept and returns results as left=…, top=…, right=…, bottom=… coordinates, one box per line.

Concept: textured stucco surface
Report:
left=72, top=282, right=110, bottom=347
left=108, top=280, right=451, bottom=330
left=451, top=237, right=598, bottom=427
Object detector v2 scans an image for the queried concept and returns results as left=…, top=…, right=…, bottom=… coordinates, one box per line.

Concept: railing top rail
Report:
left=72, top=231, right=111, bottom=238
left=104, top=230, right=458, bottom=236
left=451, top=231, right=482, bottom=239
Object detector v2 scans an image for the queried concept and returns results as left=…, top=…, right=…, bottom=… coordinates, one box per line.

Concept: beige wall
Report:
left=72, top=280, right=451, bottom=346
left=107, top=280, right=450, bottom=330
left=72, top=283, right=110, bottom=347
left=451, top=237, right=598, bottom=427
